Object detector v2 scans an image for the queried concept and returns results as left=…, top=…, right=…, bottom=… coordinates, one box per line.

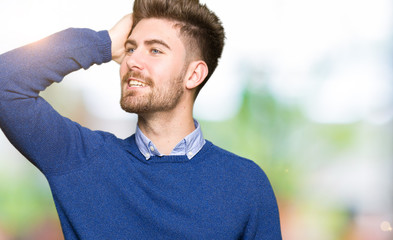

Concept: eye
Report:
left=151, top=48, right=162, bottom=55
left=126, top=47, right=135, bottom=54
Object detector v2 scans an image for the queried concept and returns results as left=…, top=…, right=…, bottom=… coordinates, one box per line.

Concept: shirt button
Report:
left=188, top=152, right=193, bottom=157
left=145, top=154, right=150, bottom=159
left=150, top=146, right=155, bottom=152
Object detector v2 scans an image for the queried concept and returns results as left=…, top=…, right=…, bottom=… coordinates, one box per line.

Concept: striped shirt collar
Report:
left=135, top=119, right=206, bottom=160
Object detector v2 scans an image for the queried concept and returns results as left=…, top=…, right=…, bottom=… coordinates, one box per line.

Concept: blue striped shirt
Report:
left=135, top=119, right=206, bottom=160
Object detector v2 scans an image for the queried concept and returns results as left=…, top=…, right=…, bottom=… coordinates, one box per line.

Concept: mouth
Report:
left=128, top=79, right=147, bottom=88
left=122, top=71, right=152, bottom=90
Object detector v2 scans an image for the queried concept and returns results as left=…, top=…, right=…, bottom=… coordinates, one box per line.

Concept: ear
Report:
left=185, top=61, right=208, bottom=90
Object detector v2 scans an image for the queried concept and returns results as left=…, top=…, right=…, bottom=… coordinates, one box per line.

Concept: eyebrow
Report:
left=125, top=39, right=171, bottom=50
left=125, top=39, right=137, bottom=47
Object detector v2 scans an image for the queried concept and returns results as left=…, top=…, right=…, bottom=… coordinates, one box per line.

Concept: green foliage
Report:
left=0, top=167, right=56, bottom=235
left=200, top=76, right=360, bottom=200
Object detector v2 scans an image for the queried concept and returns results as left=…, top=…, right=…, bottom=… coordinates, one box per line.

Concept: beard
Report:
left=120, top=69, right=186, bottom=114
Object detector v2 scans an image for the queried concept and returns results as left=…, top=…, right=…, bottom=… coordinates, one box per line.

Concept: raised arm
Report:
left=0, top=26, right=114, bottom=174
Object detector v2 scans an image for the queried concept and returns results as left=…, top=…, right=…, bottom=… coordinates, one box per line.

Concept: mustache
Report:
left=122, top=71, right=153, bottom=86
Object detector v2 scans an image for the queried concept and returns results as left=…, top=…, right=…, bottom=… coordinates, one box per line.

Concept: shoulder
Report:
left=44, top=127, right=122, bottom=176
left=203, top=140, right=264, bottom=170
left=199, top=140, right=278, bottom=211
left=201, top=140, right=272, bottom=187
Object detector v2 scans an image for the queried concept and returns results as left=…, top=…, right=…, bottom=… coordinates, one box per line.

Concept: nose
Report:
left=124, top=49, right=145, bottom=71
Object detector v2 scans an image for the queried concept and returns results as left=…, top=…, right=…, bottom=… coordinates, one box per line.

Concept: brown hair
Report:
left=132, top=0, right=225, bottom=97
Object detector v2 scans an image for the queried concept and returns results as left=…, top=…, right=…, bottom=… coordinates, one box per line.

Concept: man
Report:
left=0, top=0, right=282, bottom=239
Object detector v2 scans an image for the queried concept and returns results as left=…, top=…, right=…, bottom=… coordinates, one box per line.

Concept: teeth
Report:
left=128, top=80, right=146, bottom=87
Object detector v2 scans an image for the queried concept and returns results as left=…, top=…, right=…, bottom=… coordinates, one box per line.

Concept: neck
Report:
left=137, top=105, right=195, bottom=155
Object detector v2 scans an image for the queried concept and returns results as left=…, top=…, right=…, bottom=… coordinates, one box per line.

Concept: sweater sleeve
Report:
left=0, top=28, right=112, bottom=174
left=242, top=168, right=283, bottom=240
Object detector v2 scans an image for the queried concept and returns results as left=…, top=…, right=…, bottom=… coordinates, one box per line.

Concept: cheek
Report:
left=147, top=63, right=167, bottom=80
left=156, top=60, right=181, bottom=77
left=119, top=63, right=128, bottom=78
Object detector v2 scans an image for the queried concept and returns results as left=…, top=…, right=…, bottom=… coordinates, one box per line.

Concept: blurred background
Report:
left=1, top=0, right=392, bottom=239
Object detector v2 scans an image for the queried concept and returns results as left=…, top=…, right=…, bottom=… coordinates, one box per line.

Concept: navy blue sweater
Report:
left=0, top=28, right=282, bottom=239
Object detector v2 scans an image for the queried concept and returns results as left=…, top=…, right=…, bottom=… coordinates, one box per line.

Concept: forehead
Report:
left=129, top=18, right=183, bottom=47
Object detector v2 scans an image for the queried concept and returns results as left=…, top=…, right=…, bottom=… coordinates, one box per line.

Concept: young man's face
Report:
left=119, top=18, right=188, bottom=114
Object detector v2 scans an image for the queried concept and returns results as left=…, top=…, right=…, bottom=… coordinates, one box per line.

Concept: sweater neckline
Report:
left=123, top=134, right=212, bottom=164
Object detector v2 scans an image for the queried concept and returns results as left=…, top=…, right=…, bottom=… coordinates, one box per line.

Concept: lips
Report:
left=123, top=71, right=151, bottom=89
left=128, top=79, right=147, bottom=88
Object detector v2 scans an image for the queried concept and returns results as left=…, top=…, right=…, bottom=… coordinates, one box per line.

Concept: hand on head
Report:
left=109, top=14, right=133, bottom=64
